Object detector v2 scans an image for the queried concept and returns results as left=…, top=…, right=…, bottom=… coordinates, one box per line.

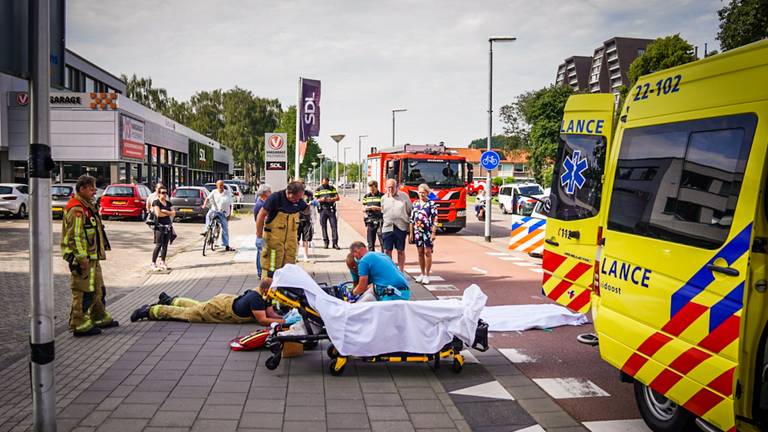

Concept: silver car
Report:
left=52, top=183, right=76, bottom=219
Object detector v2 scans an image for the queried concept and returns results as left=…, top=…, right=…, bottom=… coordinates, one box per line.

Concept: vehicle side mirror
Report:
left=467, top=165, right=474, bottom=183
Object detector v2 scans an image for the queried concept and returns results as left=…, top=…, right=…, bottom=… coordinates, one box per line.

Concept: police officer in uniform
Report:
left=315, top=177, right=340, bottom=249
left=62, top=175, right=117, bottom=337
left=255, top=181, right=308, bottom=279
left=362, top=180, right=384, bottom=251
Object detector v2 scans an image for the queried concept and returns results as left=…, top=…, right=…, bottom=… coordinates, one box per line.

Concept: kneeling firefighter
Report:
left=255, top=181, right=308, bottom=279
left=61, top=175, right=117, bottom=336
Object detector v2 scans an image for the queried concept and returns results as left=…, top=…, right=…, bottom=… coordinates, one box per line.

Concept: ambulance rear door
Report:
left=542, top=94, right=614, bottom=313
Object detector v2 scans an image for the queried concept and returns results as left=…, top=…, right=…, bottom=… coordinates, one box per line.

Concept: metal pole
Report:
left=392, top=110, right=395, bottom=147
left=335, top=141, right=339, bottom=184
left=294, top=78, right=301, bottom=180
left=485, top=40, right=493, bottom=242
left=358, top=136, right=363, bottom=200
left=30, top=0, right=57, bottom=430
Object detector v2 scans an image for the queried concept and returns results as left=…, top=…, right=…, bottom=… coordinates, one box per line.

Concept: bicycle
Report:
left=202, top=215, right=222, bottom=256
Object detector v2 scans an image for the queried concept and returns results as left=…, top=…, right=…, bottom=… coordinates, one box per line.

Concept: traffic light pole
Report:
left=29, top=0, right=57, bottom=430
left=485, top=40, right=493, bottom=242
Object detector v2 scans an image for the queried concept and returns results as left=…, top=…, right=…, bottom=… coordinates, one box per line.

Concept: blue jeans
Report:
left=205, top=210, right=230, bottom=247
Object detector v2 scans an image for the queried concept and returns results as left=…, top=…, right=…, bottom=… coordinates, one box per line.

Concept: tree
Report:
left=499, top=85, right=574, bottom=185
left=120, top=74, right=169, bottom=112
left=627, top=35, right=696, bottom=89
left=468, top=135, right=526, bottom=151
left=301, top=138, right=323, bottom=179
left=187, top=90, right=225, bottom=141
left=717, top=0, right=768, bottom=51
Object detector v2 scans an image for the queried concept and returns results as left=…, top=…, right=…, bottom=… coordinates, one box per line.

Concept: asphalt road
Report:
left=336, top=195, right=642, bottom=425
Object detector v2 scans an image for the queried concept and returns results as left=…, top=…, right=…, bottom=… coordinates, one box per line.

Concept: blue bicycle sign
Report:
left=480, top=150, right=500, bottom=171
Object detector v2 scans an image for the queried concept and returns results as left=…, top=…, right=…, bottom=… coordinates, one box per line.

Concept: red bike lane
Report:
left=334, top=195, right=641, bottom=424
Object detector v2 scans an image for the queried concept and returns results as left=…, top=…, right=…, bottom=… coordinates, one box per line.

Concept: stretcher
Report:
left=263, top=265, right=489, bottom=376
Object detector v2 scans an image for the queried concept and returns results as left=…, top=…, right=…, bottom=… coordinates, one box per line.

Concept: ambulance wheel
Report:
left=634, top=382, right=696, bottom=432
left=452, top=358, right=463, bottom=373
left=327, top=346, right=339, bottom=359
left=329, top=357, right=347, bottom=376
left=265, top=354, right=281, bottom=370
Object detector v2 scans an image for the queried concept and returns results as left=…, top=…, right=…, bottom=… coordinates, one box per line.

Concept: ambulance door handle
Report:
left=706, top=264, right=739, bottom=277
left=545, top=239, right=559, bottom=247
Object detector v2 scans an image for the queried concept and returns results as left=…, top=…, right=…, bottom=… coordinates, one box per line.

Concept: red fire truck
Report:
left=366, top=144, right=471, bottom=233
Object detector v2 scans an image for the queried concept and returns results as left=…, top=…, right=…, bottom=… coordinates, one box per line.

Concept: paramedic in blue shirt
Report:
left=348, top=241, right=410, bottom=301
left=252, top=184, right=272, bottom=278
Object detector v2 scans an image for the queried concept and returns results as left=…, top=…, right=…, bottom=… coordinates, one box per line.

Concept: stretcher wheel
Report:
left=265, top=354, right=281, bottom=370
left=452, top=354, right=464, bottom=373
left=327, top=346, right=339, bottom=359
left=329, top=357, right=347, bottom=376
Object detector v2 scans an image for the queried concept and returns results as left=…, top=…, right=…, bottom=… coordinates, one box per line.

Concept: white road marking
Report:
left=583, top=419, right=651, bottom=432
left=514, top=426, right=545, bottom=432
left=404, top=267, right=421, bottom=274
left=499, top=256, right=525, bottom=261
left=529, top=268, right=544, bottom=274
left=427, top=275, right=445, bottom=282
left=424, top=284, right=458, bottom=292
left=533, top=378, right=610, bottom=399
left=498, top=348, right=536, bottom=363
left=449, top=380, right=515, bottom=400
left=471, top=267, right=488, bottom=274
left=486, top=252, right=511, bottom=256
left=437, top=295, right=463, bottom=300
left=514, top=262, right=539, bottom=267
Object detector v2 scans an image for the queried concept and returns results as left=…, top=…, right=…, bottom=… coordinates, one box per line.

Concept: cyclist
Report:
left=201, top=180, right=236, bottom=252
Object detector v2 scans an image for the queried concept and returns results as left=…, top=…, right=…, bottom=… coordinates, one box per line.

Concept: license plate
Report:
left=52, top=207, right=62, bottom=211
left=180, top=208, right=193, bottom=213
left=113, top=201, right=126, bottom=205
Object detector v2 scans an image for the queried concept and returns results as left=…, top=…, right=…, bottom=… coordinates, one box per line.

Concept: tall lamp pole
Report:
left=311, top=161, right=318, bottom=187
left=358, top=134, right=368, bottom=200
left=330, top=134, right=345, bottom=184
left=392, top=108, right=407, bottom=146
left=486, top=36, right=516, bottom=242
left=318, top=154, right=325, bottom=184
left=343, top=147, right=350, bottom=186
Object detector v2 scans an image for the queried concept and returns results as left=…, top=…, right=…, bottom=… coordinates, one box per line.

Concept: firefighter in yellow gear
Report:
left=61, top=175, right=117, bottom=337
left=255, top=181, right=308, bottom=279
left=130, top=280, right=288, bottom=326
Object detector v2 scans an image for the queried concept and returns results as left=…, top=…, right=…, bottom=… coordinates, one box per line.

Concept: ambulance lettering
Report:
left=600, top=258, right=651, bottom=288
left=560, top=119, right=605, bottom=134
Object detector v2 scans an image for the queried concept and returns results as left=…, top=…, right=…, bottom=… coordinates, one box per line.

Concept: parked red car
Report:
left=465, top=180, right=499, bottom=196
left=99, top=183, right=153, bottom=221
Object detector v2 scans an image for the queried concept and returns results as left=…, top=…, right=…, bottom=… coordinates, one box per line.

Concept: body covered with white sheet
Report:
left=271, top=264, right=487, bottom=357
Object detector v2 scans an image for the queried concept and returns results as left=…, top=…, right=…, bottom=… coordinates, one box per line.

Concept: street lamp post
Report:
left=485, top=36, right=516, bottom=242
left=392, top=108, right=407, bottom=147
left=318, top=154, right=325, bottom=185
left=343, top=147, right=350, bottom=188
left=310, top=161, right=318, bottom=188
left=358, top=134, right=368, bottom=200
left=330, top=134, right=345, bottom=184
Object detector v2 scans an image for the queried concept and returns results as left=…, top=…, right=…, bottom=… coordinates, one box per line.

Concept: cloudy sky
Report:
left=68, top=0, right=723, bottom=161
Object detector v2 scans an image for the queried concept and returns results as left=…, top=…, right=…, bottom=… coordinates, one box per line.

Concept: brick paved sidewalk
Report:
left=0, top=208, right=584, bottom=432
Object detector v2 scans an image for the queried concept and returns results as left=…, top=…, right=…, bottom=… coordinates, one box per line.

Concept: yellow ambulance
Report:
left=543, top=39, right=768, bottom=432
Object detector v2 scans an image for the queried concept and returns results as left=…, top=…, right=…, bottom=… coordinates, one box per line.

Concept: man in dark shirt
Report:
left=130, top=279, right=296, bottom=326
left=315, top=177, right=340, bottom=249
left=298, top=184, right=315, bottom=261
left=255, top=181, right=308, bottom=279
left=362, top=180, right=384, bottom=251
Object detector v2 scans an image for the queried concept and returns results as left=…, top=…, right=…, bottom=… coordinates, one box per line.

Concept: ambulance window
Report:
left=549, top=134, right=607, bottom=221
left=607, top=114, right=756, bottom=249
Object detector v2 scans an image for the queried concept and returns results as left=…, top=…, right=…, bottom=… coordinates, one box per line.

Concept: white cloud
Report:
left=67, top=0, right=723, bottom=160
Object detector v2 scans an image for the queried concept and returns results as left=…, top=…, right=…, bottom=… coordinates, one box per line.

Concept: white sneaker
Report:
left=415, top=274, right=424, bottom=283
left=150, top=263, right=160, bottom=272
left=422, top=276, right=430, bottom=285
left=159, top=261, right=168, bottom=271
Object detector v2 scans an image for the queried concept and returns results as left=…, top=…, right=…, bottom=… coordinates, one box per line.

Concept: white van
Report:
left=498, top=182, right=544, bottom=215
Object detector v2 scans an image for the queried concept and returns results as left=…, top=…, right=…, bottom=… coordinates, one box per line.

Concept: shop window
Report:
left=84, top=76, right=95, bottom=93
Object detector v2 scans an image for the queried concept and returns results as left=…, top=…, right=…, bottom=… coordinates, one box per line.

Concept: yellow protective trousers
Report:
left=148, top=294, right=254, bottom=324
left=261, top=211, right=299, bottom=278
left=69, top=260, right=113, bottom=332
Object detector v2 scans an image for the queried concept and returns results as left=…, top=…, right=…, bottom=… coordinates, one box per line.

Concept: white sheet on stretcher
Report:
left=271, top=264, right=487, bottom=357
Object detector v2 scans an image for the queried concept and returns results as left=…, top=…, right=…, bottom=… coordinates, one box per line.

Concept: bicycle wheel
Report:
left=202, top=229, right=211, bottom=256
left=211, top=221, right=220, bottom=252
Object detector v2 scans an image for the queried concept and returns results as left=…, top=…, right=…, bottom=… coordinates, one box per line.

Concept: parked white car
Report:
left=497, top=182, right=544, bottom=215
left=0, top=183, right=29, bottom=218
